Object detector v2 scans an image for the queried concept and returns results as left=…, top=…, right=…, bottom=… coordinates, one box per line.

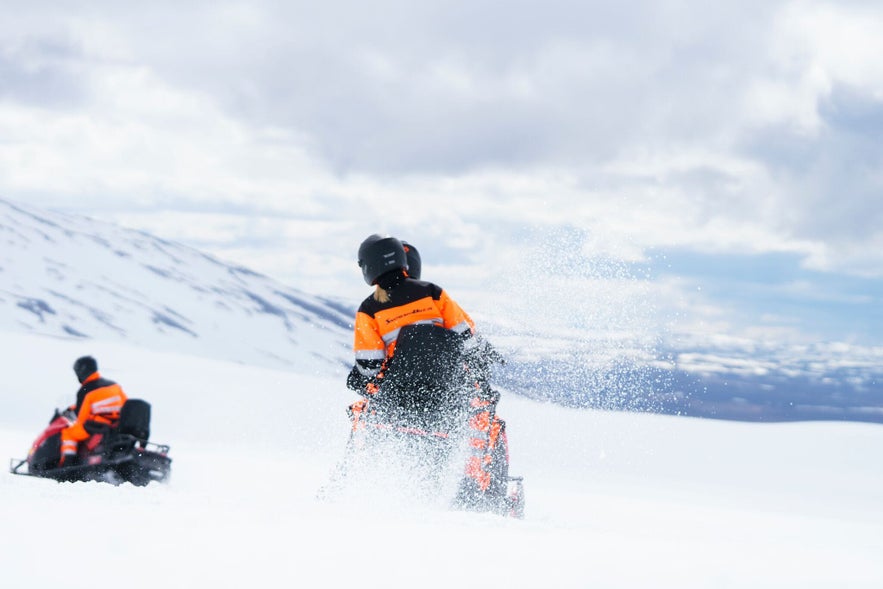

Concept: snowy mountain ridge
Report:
left=0, top=198, right=353, bottom=375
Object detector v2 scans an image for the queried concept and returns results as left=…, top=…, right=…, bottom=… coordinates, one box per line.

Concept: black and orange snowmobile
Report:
left=323, top=324, right=524, bottom=518
left=9, top=398, right=171, bottom=487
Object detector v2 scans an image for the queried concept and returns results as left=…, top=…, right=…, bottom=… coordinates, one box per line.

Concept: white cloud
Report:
left=778, top=1, right=883, bottom=94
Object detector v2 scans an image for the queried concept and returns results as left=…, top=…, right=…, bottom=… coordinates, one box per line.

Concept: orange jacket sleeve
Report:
left=438, top=289, right=475, bottom=337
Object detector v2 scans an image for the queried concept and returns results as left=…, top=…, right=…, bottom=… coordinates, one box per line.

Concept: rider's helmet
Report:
left=401, top=241, right=421, bottom=280
left=358, top=234, right=408, bottom=286
left=73, top=356, right=98, bottom=383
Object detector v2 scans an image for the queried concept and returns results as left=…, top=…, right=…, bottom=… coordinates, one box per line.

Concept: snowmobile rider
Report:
left=59, top=356, right=128, bottom=465
left=346, top=234, right=477, bottom=395
left=346, top=235, right=510, bottom=503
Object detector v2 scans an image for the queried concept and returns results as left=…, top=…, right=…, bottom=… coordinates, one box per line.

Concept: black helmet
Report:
left=401, top=241, right=421, bottom=280
left=358, top=234, right=407, bottom=285
left=73, top=356, right=98, bottom=383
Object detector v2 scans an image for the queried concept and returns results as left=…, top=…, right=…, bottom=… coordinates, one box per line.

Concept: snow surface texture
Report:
left=2, top=331, right=882, bottom=588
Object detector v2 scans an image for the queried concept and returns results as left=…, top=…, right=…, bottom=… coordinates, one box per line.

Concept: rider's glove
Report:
left=346, top=365, right=369, bottom=392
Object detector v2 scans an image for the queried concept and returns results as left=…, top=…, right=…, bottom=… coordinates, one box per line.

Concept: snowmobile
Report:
left=9, top=398, right=172, bottom=487
left=323, top=324, right=525, bottom=518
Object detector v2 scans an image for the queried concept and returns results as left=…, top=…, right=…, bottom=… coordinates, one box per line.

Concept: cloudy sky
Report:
left=1, top=0, right=881, bottom=348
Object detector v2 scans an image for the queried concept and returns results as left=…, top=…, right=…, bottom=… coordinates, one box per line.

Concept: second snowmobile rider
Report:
left=346, top=234, right=475, bottom=395
left=59, top=356, right=128, bottom=465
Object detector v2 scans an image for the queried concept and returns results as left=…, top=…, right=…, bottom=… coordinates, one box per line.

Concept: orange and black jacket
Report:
left=70, top=372, right=126, bottom=426
left=349, top=274, right=475, bottom=391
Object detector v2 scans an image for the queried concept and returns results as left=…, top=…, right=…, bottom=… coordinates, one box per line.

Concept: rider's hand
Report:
left=347, top=365, right=369, bottom=392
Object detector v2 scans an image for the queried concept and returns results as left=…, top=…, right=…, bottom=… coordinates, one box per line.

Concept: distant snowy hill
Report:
left=0, top=198, right=352, bottom=375
left=498, top=326, right=883, bottom=424
left=659, top=333, right=883, bottom=423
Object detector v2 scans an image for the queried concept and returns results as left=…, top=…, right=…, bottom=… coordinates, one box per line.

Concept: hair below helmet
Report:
left=358, top=234, right=407, bottom=285
left=73, top=356, right=98, bottom=383
left=401, top=241, right=422, bottom=280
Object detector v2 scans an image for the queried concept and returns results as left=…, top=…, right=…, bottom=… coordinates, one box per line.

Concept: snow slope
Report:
left=2, top=330, right=882, bottom=588
left=0, top=197, right=352, bottom=374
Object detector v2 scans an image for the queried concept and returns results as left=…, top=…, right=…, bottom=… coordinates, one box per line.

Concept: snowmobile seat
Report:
left=116, top=399, right=151, bottom=444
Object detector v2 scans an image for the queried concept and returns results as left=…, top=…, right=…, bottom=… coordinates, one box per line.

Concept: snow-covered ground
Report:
left=2, top=330, right=882, bottom=588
